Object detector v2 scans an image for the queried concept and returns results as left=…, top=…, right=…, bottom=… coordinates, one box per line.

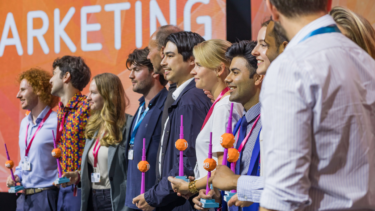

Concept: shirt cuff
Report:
left=237, top=175, right=264, bottom=202
left=260, top=186, right=311, bottom=211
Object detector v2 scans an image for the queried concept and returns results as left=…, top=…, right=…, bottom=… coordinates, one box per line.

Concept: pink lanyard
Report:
left=201, top=87, right=230, bottom=130
left=93, top=138, right=101, bottom=168
left=25, top=109, right=53, bottom=157
left=238, top=114, right=260, bottom=153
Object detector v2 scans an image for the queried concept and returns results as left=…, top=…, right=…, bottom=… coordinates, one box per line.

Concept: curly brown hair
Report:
left=19, top=68, right=59, bottom=108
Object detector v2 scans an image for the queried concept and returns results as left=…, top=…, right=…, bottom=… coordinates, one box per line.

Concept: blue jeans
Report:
left=57, top=185, right=81, bottom=211
left=16, top=188, right=58, bottom=211
left=88, top=189, right=112, bottom=211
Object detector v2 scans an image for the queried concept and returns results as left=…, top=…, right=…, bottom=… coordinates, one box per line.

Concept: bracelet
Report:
left=188, top=180, right=199, bottom=194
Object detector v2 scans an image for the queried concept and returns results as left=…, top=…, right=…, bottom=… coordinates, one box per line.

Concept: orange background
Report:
left=0, top=0, right=226, bottom=192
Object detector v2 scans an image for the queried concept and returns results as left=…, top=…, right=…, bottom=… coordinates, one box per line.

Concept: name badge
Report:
left=22, top=161, right=31, bottom=171
left=91, top=173, right=101, bottom=183
left=128, top=146, right=134, bottom=160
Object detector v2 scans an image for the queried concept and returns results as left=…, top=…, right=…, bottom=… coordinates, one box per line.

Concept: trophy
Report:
left=137, top=138, right=150, bottom=194
left=175, top=115, right=189, bottom=182
left=200, top=132, right=219, bottom=208
left=224, top=147, right=240, bottom=202
left=5, top=144, right=24, bottom=193
left=52, top=131, right=70, bottom=184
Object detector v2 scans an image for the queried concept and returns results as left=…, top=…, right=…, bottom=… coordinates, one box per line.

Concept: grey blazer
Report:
left=80, top=114, right=133, bottom=211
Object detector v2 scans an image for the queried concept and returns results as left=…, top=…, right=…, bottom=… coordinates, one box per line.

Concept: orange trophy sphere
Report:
left=138, top=161, right=150, bottom=173
left=203, top=158, right=217, bottom=172
left=5, top=160, right=14, bottom=169
left=220, top=133, right=235, bottom=148
left=227, top=148, right=240, bottom=163
left=175, top=139, right=188, bottom=151
left=51, top=148, right=62, bottom=158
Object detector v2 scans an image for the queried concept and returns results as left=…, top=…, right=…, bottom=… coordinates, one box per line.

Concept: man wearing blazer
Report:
left=125, top=47, right=169, bottom=211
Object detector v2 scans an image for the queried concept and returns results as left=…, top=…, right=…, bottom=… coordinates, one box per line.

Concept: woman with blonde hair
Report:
left=168, top=39, right=243, bottom=198
left=60, top=73, right=133, bottom=211
left=330, top=6, right=375, bottom=59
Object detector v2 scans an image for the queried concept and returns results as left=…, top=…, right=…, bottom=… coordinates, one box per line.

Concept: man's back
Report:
left=261, top=15, right=375, bottom=210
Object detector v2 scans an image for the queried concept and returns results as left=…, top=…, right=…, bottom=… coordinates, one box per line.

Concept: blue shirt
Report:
left=125, top=88, right=168, bottom=209
left=14, top=106, right=58, bottom=188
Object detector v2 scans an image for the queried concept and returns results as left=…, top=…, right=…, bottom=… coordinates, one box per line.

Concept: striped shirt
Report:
left=260, top=14, right=375, bottom=210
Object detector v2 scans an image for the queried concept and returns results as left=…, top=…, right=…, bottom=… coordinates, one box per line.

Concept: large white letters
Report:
left=81, top=5, right=102, bottom=51
left=54, top=7, right=76, bottom=53
left=104, top=3, right=131, bottom=50
left=184, top=0, right=212, bottom=40
left=27, top=10, right=50, bottom=55
left=0, top=13, right=23, bottom=56
left=135, top=1, right=142, bottom=48
left=149, top=0, right=177, bottom=36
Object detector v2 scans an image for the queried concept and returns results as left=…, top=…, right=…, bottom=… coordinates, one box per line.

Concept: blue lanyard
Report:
left=129, top=102, right=150, bottom=146
left=299, top=25, right=340, bottom=43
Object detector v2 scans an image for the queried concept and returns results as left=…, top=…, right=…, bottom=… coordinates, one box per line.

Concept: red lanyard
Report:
left=25, top=109, right=53, bottom=157
left=238, top=114, right=260, bottom=153
left=93, top=132, right=105, bottom=167
left=201, top=87, right=230, bottom=130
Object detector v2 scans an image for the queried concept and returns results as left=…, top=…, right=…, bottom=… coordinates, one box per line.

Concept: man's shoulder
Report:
left=180, top=87, right=210, bottom=104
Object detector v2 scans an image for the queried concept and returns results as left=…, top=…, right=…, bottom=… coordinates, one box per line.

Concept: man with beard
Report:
left=259, top=0, right=375, bottom=210
left=125, top=47, right=168, bottom=211
left=8, top=68, right=59, bottom=211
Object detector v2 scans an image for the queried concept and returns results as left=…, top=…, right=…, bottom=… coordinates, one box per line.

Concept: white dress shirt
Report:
left=158, top=78, right=194, bottom=173
left=260, top=14, right=375, bottom=210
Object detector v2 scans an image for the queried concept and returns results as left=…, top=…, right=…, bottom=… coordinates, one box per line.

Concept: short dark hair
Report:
left=52, top=56, right=91, bottom=91
left=270, top=0, right=328, bottom=18
left=225, top=40, right=258, bottom=78
left=156, top=25, right=181, bottom=50
left=126, top=47, right=167, bottom=86
left=165, top=31, right=205, bottom=62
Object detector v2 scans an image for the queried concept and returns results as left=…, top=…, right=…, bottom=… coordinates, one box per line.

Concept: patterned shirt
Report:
left=57, top=93, right=90, bottom=173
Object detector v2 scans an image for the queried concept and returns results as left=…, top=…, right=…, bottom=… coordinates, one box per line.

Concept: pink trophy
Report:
left=175, top=115, right=189, bottom=182
left=200, top=132, right=219, bottom=208
left=5, top=144, right=24, bottom=193
left=137, top=138, right=150, bottom=194
left=51, top=131, right=70, bottom=184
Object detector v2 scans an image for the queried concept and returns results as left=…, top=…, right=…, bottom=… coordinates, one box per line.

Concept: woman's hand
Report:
left=168, top=176, right=190, bottom=195
left=53, top=171, right=79, bottom=188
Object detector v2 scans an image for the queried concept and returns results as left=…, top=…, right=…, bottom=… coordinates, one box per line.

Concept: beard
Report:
left=274, top=21, right=290, bottom=42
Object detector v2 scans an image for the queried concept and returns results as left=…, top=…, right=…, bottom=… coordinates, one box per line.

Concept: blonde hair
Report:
left=193, top=39, right=232, bottom=70
left=85, top=73, right=128, bottom=146
left=330, top=6, right=375, bottom=59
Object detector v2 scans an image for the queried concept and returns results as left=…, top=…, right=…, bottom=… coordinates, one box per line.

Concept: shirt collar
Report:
left=27, top=106, right=51, bottom=125
left=245, top=103, right=260, bottom=123
left=138, top=87, right=167, bottom=108
left=285, top=14, right=336, bottom=50
left=172, top=78, right=194, bottom=100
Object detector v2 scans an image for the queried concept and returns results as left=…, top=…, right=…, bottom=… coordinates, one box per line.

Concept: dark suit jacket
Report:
left=144, top=79, right=212, bottom=211
left=80, top=114, right=133, bottom=211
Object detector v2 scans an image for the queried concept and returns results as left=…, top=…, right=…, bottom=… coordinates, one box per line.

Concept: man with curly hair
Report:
left=49, top=56, right=91, bottom=211
left=6, top=68, right=60, bottom=211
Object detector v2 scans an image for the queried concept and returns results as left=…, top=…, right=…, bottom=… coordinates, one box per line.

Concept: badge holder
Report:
left=4, top=144, right=25, bottom=193
left=52, top=131, right=70, bottom=185
left=201, top=133, right=219, bottom=208
left=138, top=138, right=150, bottom=194
left=175, top=115, right=189, bottom=182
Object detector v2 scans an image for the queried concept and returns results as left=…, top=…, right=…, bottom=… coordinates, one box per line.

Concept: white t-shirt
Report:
left=194, top=95, right=243, bottom=179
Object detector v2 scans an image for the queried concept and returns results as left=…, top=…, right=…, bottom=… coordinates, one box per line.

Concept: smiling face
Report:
left=252, top=27, right=271, bottom=75
left=49, top=67, right=65, bottom=96
left=225, top=57, right=257, bottom=105
left=16, top=79, right=39, bottom=110
left=190, top=57, right=217, bottom=90
left=161, top=41, right=193, bottom=85
left=128, top=64, right=154, bottom=94
left=87, top=80, right=104, bottom=111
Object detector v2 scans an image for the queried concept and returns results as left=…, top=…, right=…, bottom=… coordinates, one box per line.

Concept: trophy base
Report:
left=175, top=176, right=189, bottom=182
left=224, top=192, right=236, bottom=202
left=54, top=177, right=70, bottom=184
left=9, top=186, right=24, bottom=193
left=201, top=198, right=219, bottom=208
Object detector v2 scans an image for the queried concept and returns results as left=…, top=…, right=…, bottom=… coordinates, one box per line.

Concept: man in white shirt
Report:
left=259, top=0, right=375, bottom=210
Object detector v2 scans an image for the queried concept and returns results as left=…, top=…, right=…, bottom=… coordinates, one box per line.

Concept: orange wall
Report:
left=0, top=0, right=226, bottom=192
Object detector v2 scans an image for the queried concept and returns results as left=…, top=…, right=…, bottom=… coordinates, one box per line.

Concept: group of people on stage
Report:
left=6, top=0, right=375, bottom=211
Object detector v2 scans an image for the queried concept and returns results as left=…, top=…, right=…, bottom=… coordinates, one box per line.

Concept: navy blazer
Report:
left=144, top=79, right=212, bottom=211
left=124, top=88, right=168, bottom=209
